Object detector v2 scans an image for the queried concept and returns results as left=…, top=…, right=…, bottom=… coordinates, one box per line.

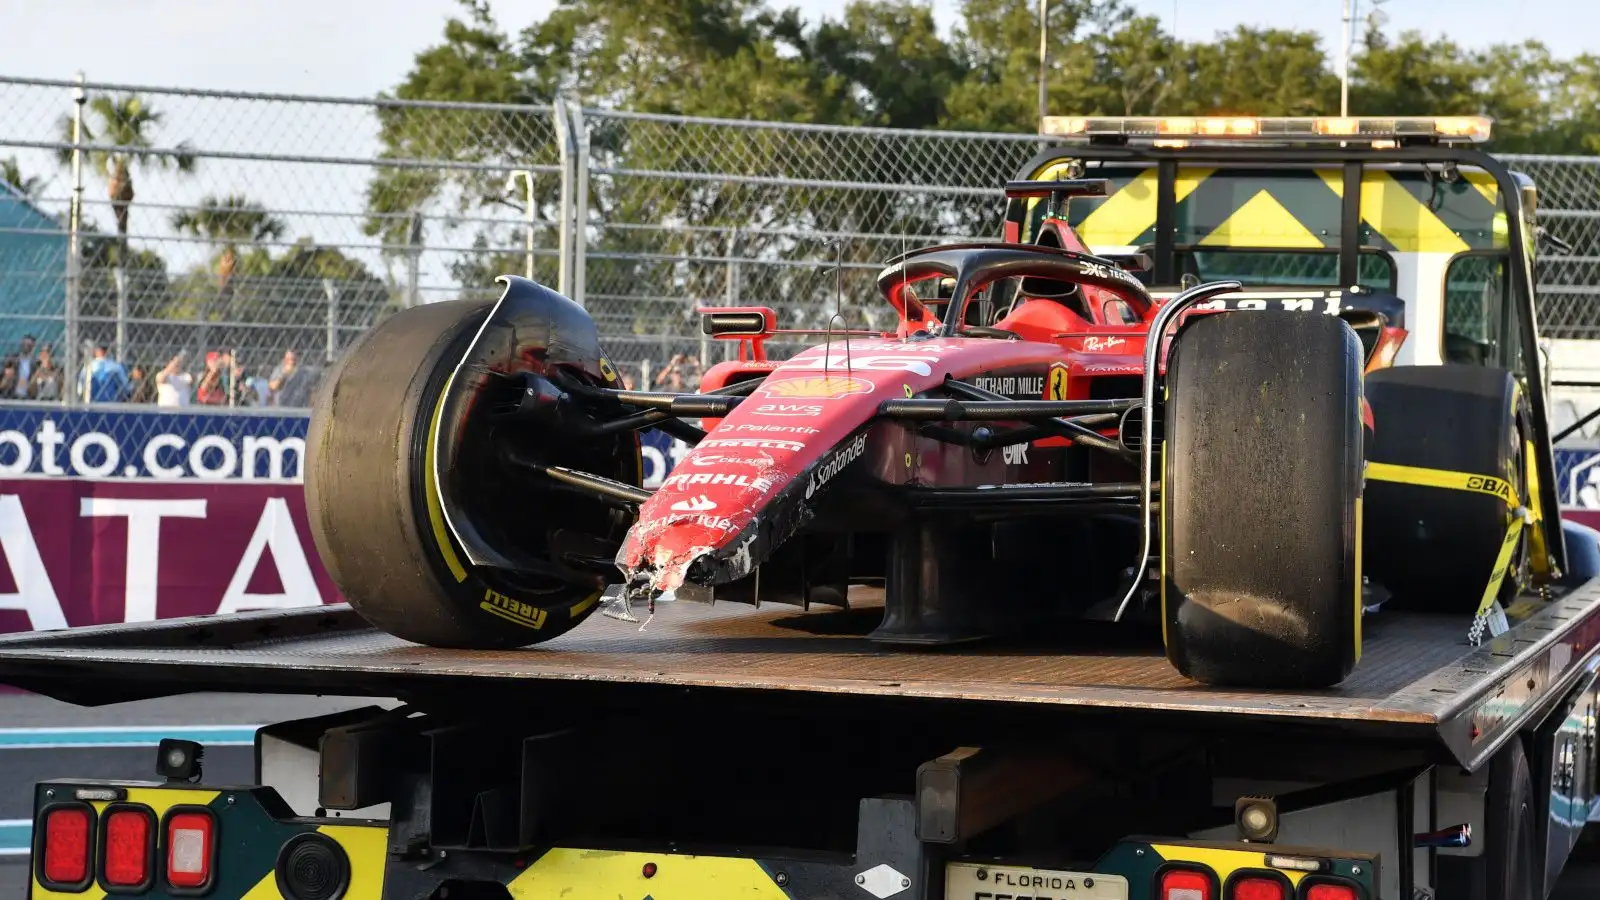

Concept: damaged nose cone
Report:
left=608, top=547, right=727, bottom=623
left=601, top=572, right=663, bottom=623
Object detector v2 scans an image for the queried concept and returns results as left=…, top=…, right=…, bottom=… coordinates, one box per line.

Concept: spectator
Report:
left=11, top=335, right=33, bottom=399
left=268, top=349, right=315, bottom=407
left=28, top=346, right=61, bottom=401
left=229, top=356, right=261, bottom=406
left=79, top=344, right=130, bottom=403
left=653, top=353, right=703, bottom=392
left=196, top=351, right=229, bottom=405
left=126, top=365, right=153, bottom=403
left=0, top=358, right=18, bottom=398
left=154, top=352, right=193, bottom=407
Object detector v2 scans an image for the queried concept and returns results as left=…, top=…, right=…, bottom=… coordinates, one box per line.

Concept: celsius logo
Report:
left=670, top=494, right=717, bottom=512
left=805, top=432, right=868, bottom=500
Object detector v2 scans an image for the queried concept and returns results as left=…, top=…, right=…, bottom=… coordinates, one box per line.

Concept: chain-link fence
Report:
left=3, top=75, right=1600, bottom=412
left=0, top=75, right=570, bottom=409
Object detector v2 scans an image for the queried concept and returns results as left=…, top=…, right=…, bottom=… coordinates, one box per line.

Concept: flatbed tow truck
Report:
left=8, top=116, right=1600, bottom=900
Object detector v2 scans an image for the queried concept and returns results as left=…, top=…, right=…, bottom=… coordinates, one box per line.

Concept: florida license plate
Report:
left=943, top=862, right=1129, bottom=900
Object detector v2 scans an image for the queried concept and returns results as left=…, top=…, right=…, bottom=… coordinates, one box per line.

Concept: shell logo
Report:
left=759, top=376, right=875, bottom=399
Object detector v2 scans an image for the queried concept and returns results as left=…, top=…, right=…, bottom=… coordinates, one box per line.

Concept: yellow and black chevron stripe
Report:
left=1026, top=159, right=1506, bottom=255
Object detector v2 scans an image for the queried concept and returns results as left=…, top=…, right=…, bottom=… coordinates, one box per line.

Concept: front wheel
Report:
left=305, top=297, right=634, bottom=649
left=1160, top=310, right=1365, bottom=688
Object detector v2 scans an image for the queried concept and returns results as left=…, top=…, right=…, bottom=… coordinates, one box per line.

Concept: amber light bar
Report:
left=1040, top=115, right=1493, bottom=144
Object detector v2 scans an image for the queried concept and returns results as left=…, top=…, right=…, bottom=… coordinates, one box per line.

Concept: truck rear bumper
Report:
left=26, top=780, right=1379, bottom=900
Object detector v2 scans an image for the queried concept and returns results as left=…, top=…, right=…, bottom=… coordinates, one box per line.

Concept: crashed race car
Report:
left=306, top=116, right=1562, bottom=690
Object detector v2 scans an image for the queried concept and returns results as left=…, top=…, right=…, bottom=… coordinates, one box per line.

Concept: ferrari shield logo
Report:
left=1045, top=363, right=1069, bottom=401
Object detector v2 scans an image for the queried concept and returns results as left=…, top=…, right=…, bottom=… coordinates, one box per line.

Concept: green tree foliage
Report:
left=369, top=0, right=1600, bottom=323
left=55, top=93, right=196, bottom=247
left=0, top=156, right=49, bottom=199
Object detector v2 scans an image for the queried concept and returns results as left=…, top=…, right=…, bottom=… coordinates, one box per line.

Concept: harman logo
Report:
left=759, top=377, right=874, bottom=400
left=806, top=432, right=869, bottom=500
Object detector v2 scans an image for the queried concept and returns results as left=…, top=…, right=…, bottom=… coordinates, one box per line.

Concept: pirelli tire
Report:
left=305, top=299, right=607, bottom=650
left=1161, top=310, right=1365, bottom=689
left=1362, top=364, right=1532, bottom=615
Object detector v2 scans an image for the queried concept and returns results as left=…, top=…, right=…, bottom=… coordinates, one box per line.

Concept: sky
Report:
left=0, top=0, right=1592, bottom=310
left=0, top=0, right=1594, bottom=100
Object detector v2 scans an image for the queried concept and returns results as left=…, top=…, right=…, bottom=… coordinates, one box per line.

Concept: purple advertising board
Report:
left=0, top=403, right=340, bottom=634
left=0, top=404, right=698, bottom=636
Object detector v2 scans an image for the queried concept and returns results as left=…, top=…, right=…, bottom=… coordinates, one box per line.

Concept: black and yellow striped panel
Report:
left=1026, top=159, right=1507, bottom=254
left=29, top=783, right=386, bottom=900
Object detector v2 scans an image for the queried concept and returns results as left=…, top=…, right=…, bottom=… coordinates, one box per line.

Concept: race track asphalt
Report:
left=0, top=690, right=1594, bottom=898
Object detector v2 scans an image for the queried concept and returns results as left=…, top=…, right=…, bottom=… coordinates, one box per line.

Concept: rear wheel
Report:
left=1436, top=738, right=1537, bottom=900
left=305, top=299, right=628, bottom=649
left=1363, top=365, right=1531, bottom=618
left=1161, top=310, right=1365, bottom=688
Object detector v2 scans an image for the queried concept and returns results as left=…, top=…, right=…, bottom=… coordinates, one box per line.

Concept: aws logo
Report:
left=759, top=377, right=874, bottom=400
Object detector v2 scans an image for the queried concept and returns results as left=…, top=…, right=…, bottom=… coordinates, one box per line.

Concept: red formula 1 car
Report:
left=305, top=176, right=1540, bottom=690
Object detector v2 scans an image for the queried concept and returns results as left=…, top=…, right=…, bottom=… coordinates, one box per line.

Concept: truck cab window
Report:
left=1443, top=254, right=1512, bottom=367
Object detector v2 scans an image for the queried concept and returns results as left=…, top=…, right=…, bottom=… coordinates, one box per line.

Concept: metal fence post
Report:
left=63, top=72, right=86, bottom=407
left=552, top=98, right=574, bottom=297
left=571, top=104, right=589, bottom=309
left=723, top=227, right=740, bottom=363
left=405, top=212, right=423, bottom=308
left=113, top=267, right=127, bottom=363
left=323, top=278, right=338, bottom=363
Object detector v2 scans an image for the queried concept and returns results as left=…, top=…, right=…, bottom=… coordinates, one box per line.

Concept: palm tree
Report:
left=57, top=93, right=196, bottom=248
left=170, top=194, right=287, bottom=291
left=0, top=156, right=48, bottom=199
left=169, top=193, right=286, bottom=356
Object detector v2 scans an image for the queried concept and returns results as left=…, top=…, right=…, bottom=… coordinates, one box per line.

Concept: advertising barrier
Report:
left=0, top=405, right=696, bottom=635
left=6, top=402, right=1599, bottom=635
left=0, top=404, right=333, bottom=634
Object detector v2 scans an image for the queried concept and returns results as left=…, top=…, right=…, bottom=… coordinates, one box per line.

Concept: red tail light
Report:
left=1305, top=884, right=1360, bottom=900
left=1159, top=867, right=1214, bottom=900
left=40, top=804, right=94, bottom=888
left=102, top=805, right=155, bottom=888
left=164, top=809, right=216, bottom=890
left=1229, top=874, right=1287, bottom=900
